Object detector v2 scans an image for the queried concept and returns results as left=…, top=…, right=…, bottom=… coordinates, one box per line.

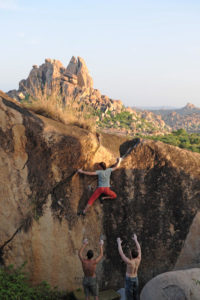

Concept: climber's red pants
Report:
left=88, top=187, right=117, bottom=206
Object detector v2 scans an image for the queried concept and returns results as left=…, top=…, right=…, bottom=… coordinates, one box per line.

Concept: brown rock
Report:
left=66, top=56, right=78, bottom=74
left=66, top=56, right=93, bottom=89
left=93, top=89, right=101, bottom=98
left=112, top=99, right=123, bottom=110
left=125, top=107, right=135, bottom=114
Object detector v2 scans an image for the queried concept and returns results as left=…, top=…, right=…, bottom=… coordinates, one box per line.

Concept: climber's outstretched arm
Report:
left=132, top=234, right=141, bottom=259
left=78, top=169, right=97, bottom=176
left=95, top=239, right=104, bottom=263
left=112, top=158, right=122, bottom=171
left=117, top=237, right=131, bottom=264
left=78, top=239, right=88, bottom=261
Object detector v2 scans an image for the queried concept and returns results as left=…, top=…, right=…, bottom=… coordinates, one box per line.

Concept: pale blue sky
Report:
left=0, top=0, right=200, bottom=107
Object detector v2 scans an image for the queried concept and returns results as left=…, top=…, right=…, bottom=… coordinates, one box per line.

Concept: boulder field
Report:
left=0, top=90, right=200, bottom=291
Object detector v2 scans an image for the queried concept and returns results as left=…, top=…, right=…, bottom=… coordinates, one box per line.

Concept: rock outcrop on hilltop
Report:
left=7, top=57, right=171, bottom=136
left=1, top=90, right=200, bottom=292
left=7, top=56, right=200, bottom=134
left=7, top=56, right=123, bottom=115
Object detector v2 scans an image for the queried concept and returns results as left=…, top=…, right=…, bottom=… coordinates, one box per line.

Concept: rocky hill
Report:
left=7, top=56, right=200, bottom=134
left=148, top=103, right=200, bottom=133
left=7, top=57, right=171, bottom=136
left=7, top=57, right=124, bottom=116
left=1, top=90, right=200, bottom=292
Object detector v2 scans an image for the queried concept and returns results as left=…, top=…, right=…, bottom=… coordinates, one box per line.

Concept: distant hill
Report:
left=134, top=105, right=180, bottom=111
left=147, top=103, right=200, bottom=133
left=149, top=102, right=200, bottom=115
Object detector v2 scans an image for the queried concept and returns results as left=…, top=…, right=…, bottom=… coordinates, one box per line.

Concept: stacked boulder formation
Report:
left=7, top=56, right=123, bottom=114
left=7, top=56, right=172, bottom=136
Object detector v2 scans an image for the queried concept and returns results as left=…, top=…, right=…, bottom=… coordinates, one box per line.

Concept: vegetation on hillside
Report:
left=96, top=109, right=162, bottom=133
left=21, top=95, right=96, bottom=133
left=20, top=96, right=200, bottom=154
left=142, top=129, right=200, bottom=153
left=0, top=264, right=69, bottom=299
left=21, top=96, right=161, bottom=134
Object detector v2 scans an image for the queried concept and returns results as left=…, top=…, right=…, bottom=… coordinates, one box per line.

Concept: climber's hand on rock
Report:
left=83, top=238, right=88, bottom=245
left=117, top=237, right=122, bottom=245
left=78, top=169, right=83, bottom=173
left=116, top=157, right=122, bottom=164
left=99, top=239, right=104, bottom=246
left=132, top=234, right=137, bottom=241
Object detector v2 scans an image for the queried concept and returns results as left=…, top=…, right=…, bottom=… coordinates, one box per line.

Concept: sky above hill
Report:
left=0, top=0, right=200, bottom=107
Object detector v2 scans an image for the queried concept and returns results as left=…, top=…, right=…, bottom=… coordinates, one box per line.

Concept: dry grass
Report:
left=21, top=94, right=96, bottom=132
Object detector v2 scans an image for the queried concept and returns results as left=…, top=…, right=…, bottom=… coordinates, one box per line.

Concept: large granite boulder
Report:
left=140, top=268, right=200, bottom=300
left=0, top=90, right=200, bottom=291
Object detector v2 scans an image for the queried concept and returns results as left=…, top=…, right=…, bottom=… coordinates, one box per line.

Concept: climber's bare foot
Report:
left=101, top=196, right=112, bottom=200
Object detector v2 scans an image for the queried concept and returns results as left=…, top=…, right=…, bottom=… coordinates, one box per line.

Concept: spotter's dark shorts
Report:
left=83, top=276, right=99, bottom=297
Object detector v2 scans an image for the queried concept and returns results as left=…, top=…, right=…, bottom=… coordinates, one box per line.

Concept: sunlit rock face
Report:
left=0, top=90, right=200, bottom=290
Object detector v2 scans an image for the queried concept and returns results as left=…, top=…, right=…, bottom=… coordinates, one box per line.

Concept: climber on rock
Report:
left=78, top=238, right=104, bottom=300
left=117, top=234, right=141, bottom=300
left=77, top=158, right=122, bottom=216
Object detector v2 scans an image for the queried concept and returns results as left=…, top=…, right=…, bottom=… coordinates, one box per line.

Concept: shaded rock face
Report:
left=175, top=212, right=200, bottom=270
left=0, top=90, right=200, bottom=291
left=101, top=139, right=200, bottom=289
left=140, top=268, right=200, bottom=300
